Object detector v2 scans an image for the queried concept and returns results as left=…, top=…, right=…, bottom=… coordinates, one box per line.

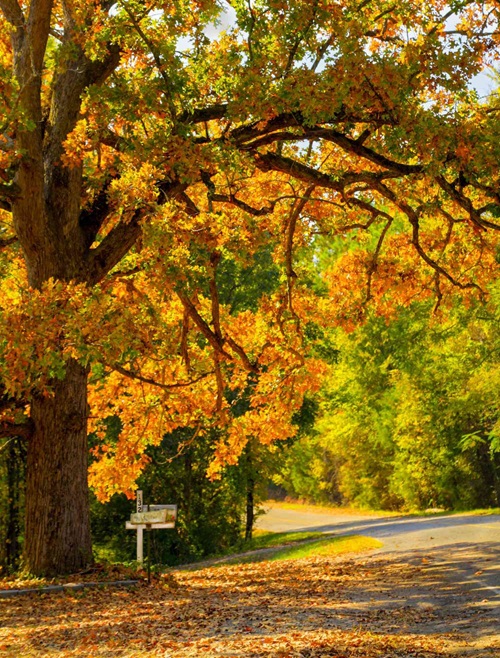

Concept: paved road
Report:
left=257, top=507, right=500, bottom=601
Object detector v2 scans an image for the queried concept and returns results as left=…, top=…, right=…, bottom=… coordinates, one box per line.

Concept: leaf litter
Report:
left=0, top=553, right=497, bottom=657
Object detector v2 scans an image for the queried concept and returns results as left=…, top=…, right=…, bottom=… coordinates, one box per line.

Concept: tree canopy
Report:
left=0, top=0, right=499, bottom=573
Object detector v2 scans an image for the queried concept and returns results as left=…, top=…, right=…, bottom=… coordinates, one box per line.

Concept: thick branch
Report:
left=245, top=129, right=422, bottom=176
left=44, top=42, right=121, bottom=176
left=0, top=181, right=21, bottom=201
left=79, top=182, right=114, bottom=249
left=86, top=211, right=143, bottom=285
left=255, top=151, right=401, bottom=190
left=306, top=128, right=423, bottom=175
left=86, top=180, right=187, bottom=284
left=0, top=235, right=17, bottom=248
left=225, top=336, right=258, bottom=373
left=178, top=104, right=228, bottom=125
left=0, top=0, right=24, bottom=26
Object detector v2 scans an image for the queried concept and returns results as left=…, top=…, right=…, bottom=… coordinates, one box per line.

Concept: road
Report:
left=257, top=506, right=500, bottom=601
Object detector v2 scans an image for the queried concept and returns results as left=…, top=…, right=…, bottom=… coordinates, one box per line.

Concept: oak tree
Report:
left=0, top=0, right=499, bottom=574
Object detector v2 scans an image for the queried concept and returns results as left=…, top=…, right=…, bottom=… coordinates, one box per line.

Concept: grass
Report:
left=242, top=529, right=325, bottom=550
left=225, top=534, right=382, bottom=565
left=265, top=499, right=500, bottom=518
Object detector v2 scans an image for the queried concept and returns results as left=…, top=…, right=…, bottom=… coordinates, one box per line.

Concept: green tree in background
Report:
left=278, top=292, right=500, bottom=511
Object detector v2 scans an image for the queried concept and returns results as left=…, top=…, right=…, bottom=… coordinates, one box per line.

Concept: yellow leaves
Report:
left=109, top=161, right=161, bottom=211
left=61, top=118, right=91, bottom=168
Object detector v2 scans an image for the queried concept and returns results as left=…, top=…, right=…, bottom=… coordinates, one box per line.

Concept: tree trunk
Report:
left=6, top=437, right=26, bottom=569
left=25, top=359, right=92, bottom=575
left=245, top=481, right=254, bottom=542
left=244, top=442, right=255, bottom=542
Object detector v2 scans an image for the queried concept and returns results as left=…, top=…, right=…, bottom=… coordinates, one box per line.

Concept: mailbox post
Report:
left=126, top=491, right=177, bottom=580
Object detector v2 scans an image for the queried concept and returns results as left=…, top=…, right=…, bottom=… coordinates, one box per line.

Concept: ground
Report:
left=1, top=546, right=498, bottom=657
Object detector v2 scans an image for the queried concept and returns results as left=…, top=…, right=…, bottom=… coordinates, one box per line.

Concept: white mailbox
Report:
left=126, top=491, right=177, bottom=563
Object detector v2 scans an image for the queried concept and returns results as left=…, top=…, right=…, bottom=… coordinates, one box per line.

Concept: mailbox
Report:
left=126, top=493, right=177, bottom=565
left=130, top=509, right=170, bottom=525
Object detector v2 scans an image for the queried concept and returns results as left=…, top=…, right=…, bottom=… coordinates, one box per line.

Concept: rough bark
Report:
left=25, top=360, right=92, bottom=575
left=244, top=443, right=255, bottom=542
left=5, top=438, right=26, bottom=569
left=245, top=482, right=255, bottom=542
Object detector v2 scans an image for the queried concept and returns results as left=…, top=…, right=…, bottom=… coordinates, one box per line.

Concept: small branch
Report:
left=435, top=175, right=488, bottom=232
left=109, top=363, right=213, bottom=390
left=209, top=251, right=223, bottom=342
left=214, top=352, right=224, bottom=412
left=122, top=3, right=176, bottom=118
left=365, top=215, right=393, bottom=303
left=376, top=181, right=485, bottom=299
left=0, top=420, right=33, bottom=440
left=176, top=289, right=232, bottom=360
left=284, top=185, right=314, bottom=324
left=225, top=336, right=258, bottom=373
left=212, top=193, right=276, bottom=216
left=0, top=235, right=17, bottom=248
left=282, top=0, right=318, bottom=78
left=246, top=0, right=256, bottom=62
left=180, top=308, right=191, bottom=372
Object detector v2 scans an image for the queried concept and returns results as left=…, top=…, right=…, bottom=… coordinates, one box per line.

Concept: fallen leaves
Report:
left=0, top=554, right=496, bottom=657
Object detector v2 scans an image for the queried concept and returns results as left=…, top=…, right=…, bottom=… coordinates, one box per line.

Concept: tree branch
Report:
left=178, top=104, right=228, bottom=125
left=0, top=235, right=17, bottom=248
left=435, top=175, right=488, bottom=231
left=176, top=289, right=232, bottom=359
left=376, top=181, right=485, bottom=298
left=86, top=210, right=143, bottom=285
left=225, top=336, right=258, bottom=373
left=365, top=215, right=393, bottom=303
left=0, top=0, right=24, bottom=27
left=212, top=193, right=276, bottom=216
left=0, top=420, right=33, bottom=439
left=86, top=180, right=187, bottom=284
left=108, top=363, right=213, bottom=391
left=255, top=151, right=402, bottom=190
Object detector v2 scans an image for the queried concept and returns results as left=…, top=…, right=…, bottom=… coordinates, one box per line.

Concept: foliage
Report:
left=90, top=423, right=286, bottom=565
left=278, top=294, right=500, bottom=511
left=1, top=0, right=500, bottom=572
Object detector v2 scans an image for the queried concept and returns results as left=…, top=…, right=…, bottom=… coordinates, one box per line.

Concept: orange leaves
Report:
left=0, top=553, right=485, bottom=657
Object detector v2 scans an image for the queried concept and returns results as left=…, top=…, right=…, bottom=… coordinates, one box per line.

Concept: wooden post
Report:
left=137, top=526, right=144, bottom=564
left=136, top=490, right=144, bottom=563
